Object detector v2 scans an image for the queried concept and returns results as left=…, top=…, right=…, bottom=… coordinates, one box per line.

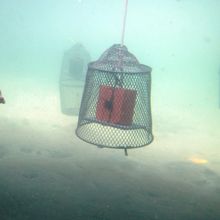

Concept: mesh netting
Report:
left=76, top=44, right=153, bottom=148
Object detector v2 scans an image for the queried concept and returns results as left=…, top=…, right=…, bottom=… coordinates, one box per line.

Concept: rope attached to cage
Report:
left=121, top=0, right=128, bottom=46
left=117, top=0, right=129, bottom=71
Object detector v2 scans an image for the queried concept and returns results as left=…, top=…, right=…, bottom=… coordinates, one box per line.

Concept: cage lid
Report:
left=89, top=44, right=151, bottom=74
left=68, top=43, right=90, bottom=58
left=60, top=43, right=90, bottom=81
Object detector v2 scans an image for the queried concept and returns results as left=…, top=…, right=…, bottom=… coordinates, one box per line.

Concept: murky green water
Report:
left=0, top=0, right=220, bottom=219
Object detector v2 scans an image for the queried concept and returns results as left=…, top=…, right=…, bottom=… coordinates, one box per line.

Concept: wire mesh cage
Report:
left=59, top=43, right=90, bottom=115
left=76, top=44, right=153, bottom=149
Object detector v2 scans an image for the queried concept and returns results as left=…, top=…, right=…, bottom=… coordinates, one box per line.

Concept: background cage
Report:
left=76, top=44, right=153, bottom=149
left=59, top=43, right=90, bottom=115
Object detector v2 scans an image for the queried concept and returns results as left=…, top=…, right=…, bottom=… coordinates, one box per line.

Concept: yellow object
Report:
left=189, top=157, right=208, bottom=164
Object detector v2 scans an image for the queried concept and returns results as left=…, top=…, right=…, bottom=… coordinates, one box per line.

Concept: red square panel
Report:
left=96, top=85, right=137, bottom=125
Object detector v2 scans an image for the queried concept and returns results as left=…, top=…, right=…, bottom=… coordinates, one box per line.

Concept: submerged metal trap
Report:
left=76, top=44, right=153, bottom=150
left=59, top=43, right=90, bottom=115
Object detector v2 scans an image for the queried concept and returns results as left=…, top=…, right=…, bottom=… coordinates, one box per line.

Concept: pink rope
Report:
left=121, top=0, right=128, bottom=46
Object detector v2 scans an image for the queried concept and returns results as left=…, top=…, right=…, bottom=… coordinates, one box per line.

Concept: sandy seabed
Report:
left=0, top=77, right=220, bottom=220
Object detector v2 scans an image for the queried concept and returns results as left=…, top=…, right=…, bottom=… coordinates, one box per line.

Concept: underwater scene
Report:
left=0, top=0, right=220, bottom=219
